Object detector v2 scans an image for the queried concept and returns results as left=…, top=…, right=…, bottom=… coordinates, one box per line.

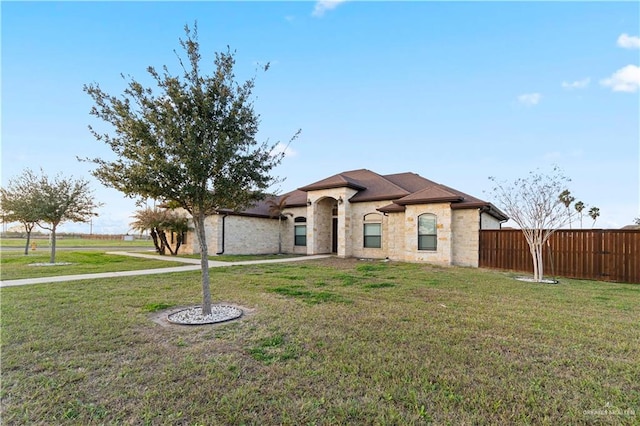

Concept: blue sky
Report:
left=2, top=1, right=639, bottom=233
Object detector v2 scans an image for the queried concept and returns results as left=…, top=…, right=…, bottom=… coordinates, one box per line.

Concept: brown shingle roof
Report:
left=298, top=169, right=410, bottom=202
left=223, top=169, right=507, bottom=221
left=290, top=169, right=508, bottom=221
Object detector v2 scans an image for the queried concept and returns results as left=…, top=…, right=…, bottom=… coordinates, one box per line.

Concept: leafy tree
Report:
left=84, top=24, right=298, bottom=315
left=635, top=217, right=640, bottom=226
left=37, top=172, right=101, bottom=263
left=574, top=201, right=585, bottom=229
left=2, top=169, right=100, bottom=261
left=588, top=206, right=600, bottom=228
left=558, top=189, right=575, bottom=229
left=267, top=194, right=292, bottom=254
left=0, top=169, right=41, bottom=255
left=489, top=167, right=576, bottom=282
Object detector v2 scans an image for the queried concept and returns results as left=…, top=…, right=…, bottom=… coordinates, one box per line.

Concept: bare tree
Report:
left=0, top=169, right=41, bottom=255
left=489, top=167, right=576, bottom=282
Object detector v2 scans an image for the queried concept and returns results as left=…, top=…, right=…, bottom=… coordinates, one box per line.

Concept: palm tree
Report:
left=267, top=194, right=292, bottom=254
left=559, top=189, right=575, bottom=228
left=130, top=207, right=168, bottom=254
left=574, top=201, right=585, bottom=229
left=588, top=206, right=600, bottom=228
left=160, top=212, right=191, bottom=255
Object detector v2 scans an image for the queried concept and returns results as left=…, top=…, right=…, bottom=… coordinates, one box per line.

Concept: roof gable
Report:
left=283, top=168, right=507, bottom=221
left=394, top=185, right=463, bottom=205
left=299, top=169, right=410, bottom=202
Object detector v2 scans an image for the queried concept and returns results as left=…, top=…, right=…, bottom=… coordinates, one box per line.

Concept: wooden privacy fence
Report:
left=479, top=229, right=640, bottom=284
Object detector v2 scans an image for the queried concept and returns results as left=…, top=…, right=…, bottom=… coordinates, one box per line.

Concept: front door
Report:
left=332, top=218, right=338, bottom=253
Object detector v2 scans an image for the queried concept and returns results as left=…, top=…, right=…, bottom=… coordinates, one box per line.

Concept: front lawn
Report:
left=0, top=237, right=153, bottom=249
left=0, top=251, right=181, bottom=281
left=1, top=259, right=638, bottom=424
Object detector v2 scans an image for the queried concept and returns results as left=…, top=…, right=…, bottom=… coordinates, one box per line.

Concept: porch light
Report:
left=337, top=196, right=343, bottom=205
left=307, top=199, right=312, bottom=206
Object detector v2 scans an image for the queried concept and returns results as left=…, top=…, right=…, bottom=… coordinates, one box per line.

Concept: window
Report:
left=418, top=214, right=437, bottom=250
left=294, top=217, right=307, bottom=246
left=363, top=213, right=382, bottom=248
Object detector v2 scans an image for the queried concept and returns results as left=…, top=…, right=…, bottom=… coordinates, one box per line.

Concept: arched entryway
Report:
left=311, top=196, right=339, bottom=254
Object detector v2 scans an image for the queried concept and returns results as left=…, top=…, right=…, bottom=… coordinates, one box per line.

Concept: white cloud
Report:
left=312, top=0, right=348, bottom=17
left=517, top=93, right=542, bottom=106
left=617, top=33, right=640, bottom=49
left=600, top=64, right=640, bottom=93
left=561, top=78, right=590, bottom=90
left=270, top=142, right=297, bottom=158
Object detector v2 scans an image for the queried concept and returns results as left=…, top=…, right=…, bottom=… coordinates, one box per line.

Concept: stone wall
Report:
left=451, top=209, right=480, bottom=267
left=179, top=214, right=280, bottom=255
left=221, top=215, right=280, bottom=255
left=403, top=203, right=453, bottom=265
left=347, top=200, right=392, bottom=259
left=178, top=195, right=497, bottom=267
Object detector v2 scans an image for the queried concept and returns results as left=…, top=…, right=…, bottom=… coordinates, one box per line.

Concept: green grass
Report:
left=1, top=237, right=153, bottom=249
left=1, top=258, right=638, bottom=425
left=0, top=251, right=181, bottom=281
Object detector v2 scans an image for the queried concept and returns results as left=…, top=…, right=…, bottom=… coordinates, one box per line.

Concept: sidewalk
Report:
left=0, top=253, right=331, bottom=288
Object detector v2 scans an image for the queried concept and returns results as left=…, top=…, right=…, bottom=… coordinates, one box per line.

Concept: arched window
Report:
left=294, top=216, right=307, bottom=246
left=363, top=213, right=382, bottom=248
left=418, top=214, right=437, bottom=251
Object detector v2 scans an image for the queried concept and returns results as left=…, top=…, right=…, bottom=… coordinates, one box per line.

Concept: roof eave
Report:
left=298, top=182, right=366, bottom=192
left=396, top=196, right=464, bottom=206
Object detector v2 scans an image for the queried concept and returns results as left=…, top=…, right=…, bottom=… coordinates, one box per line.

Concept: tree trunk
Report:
left=536, top=244, right=544, bottom=282
left=157, top=229, right=167, bottom=255
left=175, top=233, right=183, bottom=254
left=530, top=245, right=539, bottom=282
left=530, top=242, right=545, bottom=282
left=193, top=210, right=212, bottom=315
left=23, top=223, right=33, bottom=256
left=49, top=225, right=57, bottom=264
left=150, top=229, right=162, bottom=254
left=158, top=231, right=177, bottom=255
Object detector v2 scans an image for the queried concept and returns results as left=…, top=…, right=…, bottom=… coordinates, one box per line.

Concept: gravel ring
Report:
left=167, top=305, right=243, bottom=325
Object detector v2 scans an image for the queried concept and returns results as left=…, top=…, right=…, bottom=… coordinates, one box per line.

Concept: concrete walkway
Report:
left=0, top=253, right=332, bottom=288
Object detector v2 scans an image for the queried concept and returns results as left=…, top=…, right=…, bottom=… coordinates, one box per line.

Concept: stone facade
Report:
left=174, top=170, right=507, bottom=266
left=178, top=197, right=501, bottom=266
left=178, top=214, right=280, bottom=255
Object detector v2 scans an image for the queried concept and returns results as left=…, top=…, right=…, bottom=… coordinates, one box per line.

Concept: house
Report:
left=177, top=169, right=508, bottom=267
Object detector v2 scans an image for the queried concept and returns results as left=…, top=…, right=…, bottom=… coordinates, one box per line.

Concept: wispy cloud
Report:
left=271, top=142, right=297, bottom=158
left=600, top=64, right=640, bottom=93
left=312, top=0, right=348, bottom=17
left=617, top=33, right=640, bottom=49
left=561, top=78, right=590, bottom=90
left=517, top=93, right=542, bottom=106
